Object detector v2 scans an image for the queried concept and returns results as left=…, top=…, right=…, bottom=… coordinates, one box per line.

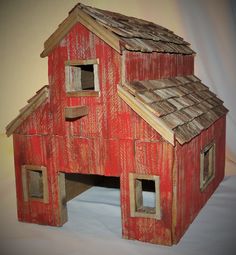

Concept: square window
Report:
left=129, top=173, right=161, bottom=219
left=28, top=170, right=44, bottom=199
left=65, top=59, right=99, bottom=93
left=200, top=142, right=215, bottom=191
left=22, top=165, right=48, bottom=203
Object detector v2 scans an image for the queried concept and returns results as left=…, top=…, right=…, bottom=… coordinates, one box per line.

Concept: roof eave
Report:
left=40, top=7, right=121, bottom=58
left=6, top=86, right=49, bottom=137
left=118, top=85, right=175, bottom=146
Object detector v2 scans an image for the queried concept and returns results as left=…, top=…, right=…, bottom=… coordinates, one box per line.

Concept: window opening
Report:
left=200, top=142, right=215, bottom=191
left=129, top=173, right=161, bottom=219
left=65, top=59, right=99, bottom=93
left=21, top=165, right=48, bottom=203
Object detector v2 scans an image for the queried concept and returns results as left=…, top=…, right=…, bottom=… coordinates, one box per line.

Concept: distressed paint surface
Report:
left=125, top=51, right=194, bottom=82
left=13, top=134, right=61, bottom=226
left=14, top=101, right=50, bottom=135
left=173, top=115, right=226, bottom=243
left=120, top=140, right=174, bottom=245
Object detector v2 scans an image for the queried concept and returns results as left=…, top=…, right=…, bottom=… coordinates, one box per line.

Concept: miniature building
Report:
left=6, top=3, right=228, bottom=245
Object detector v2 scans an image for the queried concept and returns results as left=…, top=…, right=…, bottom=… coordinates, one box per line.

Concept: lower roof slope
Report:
left=118, top=75, right=228, bottom=145
left=6, top=86, right=49, bottom=137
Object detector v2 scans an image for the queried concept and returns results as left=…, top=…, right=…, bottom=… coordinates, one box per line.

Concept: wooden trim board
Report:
left=65, top=105, right=89, bottom=119
left=41, top=9, right=79, bottom=57
left=66, top=91, right=100, bottom=97
left=200, top=141, right=216, bottom=191
left=58, top=172, right=68, bottom=225
left=118, top=85, right=175, bottom=145
left=41, top=7, right=121, bottom=58
left=6, top=87, right=49, bottom=137
left=65, top=58, right=99, bottom=66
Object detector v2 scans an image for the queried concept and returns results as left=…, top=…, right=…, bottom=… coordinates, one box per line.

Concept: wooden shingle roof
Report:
left=41, top=3, right=194, bottom=57
left=78, top=3, right=194, bottom=54
left=118, top=76, right=228, bottom=145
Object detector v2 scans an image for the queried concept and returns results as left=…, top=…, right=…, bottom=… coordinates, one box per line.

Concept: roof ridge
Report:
left=41, top=2, right=194, bottom=57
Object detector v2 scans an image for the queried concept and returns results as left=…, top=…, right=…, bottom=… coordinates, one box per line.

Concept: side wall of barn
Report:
left=11, top=99, right=64, bottom=225
left=120, top=140, right=175, bottom=245
left=173, top=116, right=226, bottom=243
left=12, top=133, right=63, bottom=226
left=118, top=51, right=194, bottom=245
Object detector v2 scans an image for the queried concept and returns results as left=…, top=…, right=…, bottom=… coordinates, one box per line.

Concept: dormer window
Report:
left=65, top=59, right=99, bottom=96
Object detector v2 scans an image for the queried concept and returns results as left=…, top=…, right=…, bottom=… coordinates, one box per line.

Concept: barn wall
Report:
left=124, top=51, right=194, bottom=82
left=13, top=134, right=62, bottom=226
left=120, top=140, right=174, bottom=245
left=173, top=115, right=226, bottom=243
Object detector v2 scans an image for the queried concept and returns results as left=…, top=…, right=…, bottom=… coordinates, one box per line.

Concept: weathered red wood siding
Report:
left=173, top=116, right=226, bottom=243
left=48, top=23, right=122, bottom=176
left=120, top=140, right=174, bottom=245
left=125, top=51, right=194, bottom=81
left=48, top=22, right=121, bottom=139
left=13, top=134, right=61, bottom=226
left=119, top=50, right=193, bottom=245
left=14, top=101, right=50, bottom=135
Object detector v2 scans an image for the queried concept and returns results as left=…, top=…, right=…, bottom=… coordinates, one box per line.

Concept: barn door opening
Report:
left=58, top=172, right=121, bottom=236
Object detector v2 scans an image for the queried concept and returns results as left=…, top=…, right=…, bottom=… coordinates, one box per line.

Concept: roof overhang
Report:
left=118, top=76, right=228, bottom=145
left=40, top=7, right=121, bottom=58
left=40, top=3, right=195, bottom=58
left=118, top=85, right=175, bottom=145
left=6, top=86, right=49, bottom=136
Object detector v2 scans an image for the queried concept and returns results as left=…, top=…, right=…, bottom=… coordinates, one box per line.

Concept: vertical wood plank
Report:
left=58, top=172, right=68, bottom=225
left=174, top=116, right=226, bottom=243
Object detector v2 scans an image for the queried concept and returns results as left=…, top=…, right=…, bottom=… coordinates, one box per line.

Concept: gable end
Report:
left=41, top=7, right=121, bottom=58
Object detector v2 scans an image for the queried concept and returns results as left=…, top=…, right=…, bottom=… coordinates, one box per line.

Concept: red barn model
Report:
left=6, top=3, right=228, bottom=245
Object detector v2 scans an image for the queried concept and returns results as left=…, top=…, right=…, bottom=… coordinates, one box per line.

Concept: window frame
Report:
left=65, top=59, right=100, bottom=96
left=21, top=165, right=49, bottom=203
left=129, top=173, right=161, bottom=219
left=200, top=142, right=216, bottom=191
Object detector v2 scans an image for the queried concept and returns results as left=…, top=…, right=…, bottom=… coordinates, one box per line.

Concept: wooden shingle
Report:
left=41, top=3, right=195, bottom=57
left=120, top=75, right=228, bottom=144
